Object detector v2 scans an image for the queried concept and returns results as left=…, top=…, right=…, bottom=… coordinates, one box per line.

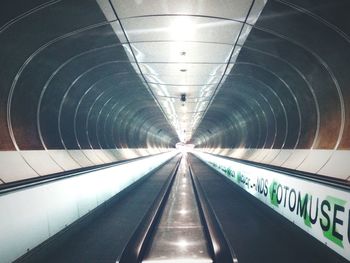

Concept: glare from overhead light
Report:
left=179, top=86, right=188, bottom=93
left=97, top=0, right=267, bottom=144
left=170, top=17, right=194, bottom=41
left=179, top=209, right=188, bottom=215
left=176, top=239, right=189, bottom=248
left=170, top=17, right=194, bottom=65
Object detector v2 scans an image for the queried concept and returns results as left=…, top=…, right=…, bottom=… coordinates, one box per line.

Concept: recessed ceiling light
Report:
left=180, top=94, right=186, bottom=102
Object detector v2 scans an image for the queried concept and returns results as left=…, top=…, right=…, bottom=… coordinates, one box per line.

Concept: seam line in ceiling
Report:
left=107, top=0, right=177, bottom=136
left=191, top=0, right=257, bottom=137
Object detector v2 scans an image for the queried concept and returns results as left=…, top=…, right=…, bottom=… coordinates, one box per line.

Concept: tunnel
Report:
left=0, top=0, right=349, bottom=262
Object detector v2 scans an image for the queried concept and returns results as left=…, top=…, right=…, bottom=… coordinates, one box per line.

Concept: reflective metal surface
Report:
left=193, top=0, right=350, bottom=151
left=143, top=154, right=212, bottom=263
left=104, top=0, right=267, bottom=142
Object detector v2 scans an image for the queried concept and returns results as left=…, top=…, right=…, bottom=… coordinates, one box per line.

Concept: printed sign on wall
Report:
left=194, top=151, right=350, bottom=261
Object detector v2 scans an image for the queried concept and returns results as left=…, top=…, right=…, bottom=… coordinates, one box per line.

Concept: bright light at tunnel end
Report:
left=176, top=142, right=195, bottom=152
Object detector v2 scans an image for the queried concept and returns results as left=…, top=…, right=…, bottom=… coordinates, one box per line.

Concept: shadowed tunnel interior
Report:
left=1, top=1, right=350, bottom=262
left=1, top=0, right=350, bottom=183
left=194, top=0, right=350, bottom=150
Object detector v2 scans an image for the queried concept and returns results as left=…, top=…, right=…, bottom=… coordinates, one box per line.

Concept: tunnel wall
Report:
left=192, top=0, right=350, bottom=181
left=0, top=0, right=177, bottom=183
left=1, top=0, right=350, bottom=183
left=196, top=148, right=350, bottom=181
left=0, top=149, right=170, bottom=183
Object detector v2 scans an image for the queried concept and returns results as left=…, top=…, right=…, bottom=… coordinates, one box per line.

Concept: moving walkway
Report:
left=7, top=152, right=348, bottom=263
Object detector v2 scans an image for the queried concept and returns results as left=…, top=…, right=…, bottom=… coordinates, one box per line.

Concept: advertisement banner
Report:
left=194, top=151, right=350, bottom=261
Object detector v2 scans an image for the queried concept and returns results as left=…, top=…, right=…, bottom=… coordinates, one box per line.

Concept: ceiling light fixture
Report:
left=180, top=94, right=186, bottom=102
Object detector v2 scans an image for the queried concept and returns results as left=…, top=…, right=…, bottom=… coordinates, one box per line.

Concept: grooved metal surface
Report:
left=143, top=154, right=212, bottom=263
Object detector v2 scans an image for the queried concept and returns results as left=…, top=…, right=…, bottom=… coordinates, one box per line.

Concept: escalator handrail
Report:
left=189, top=158, right=239, bottom=263
left=118, top=156, right=182, bottom=263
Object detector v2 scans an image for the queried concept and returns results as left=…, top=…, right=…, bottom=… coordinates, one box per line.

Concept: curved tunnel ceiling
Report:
left=0, top=0, right=179, bottom=152
left=0, top=0, right=350, bottom=181
left=191, top=0, right=350, bottom=179
left=194, top=0, right=350, bottom=151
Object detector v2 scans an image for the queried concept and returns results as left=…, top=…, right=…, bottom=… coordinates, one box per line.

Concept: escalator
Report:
left=18, top=153, right=235, bottom=263
left=118, top=153, right=236, bottom=263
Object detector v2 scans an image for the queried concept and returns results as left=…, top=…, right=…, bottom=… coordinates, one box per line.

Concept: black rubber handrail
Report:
left=197, top=152, right=350, bottom=191
left=0, top=151, right=175, bottom=195
left=188, top=158, right=238, bottom=263
left=118, top=155, right=181, bottom=263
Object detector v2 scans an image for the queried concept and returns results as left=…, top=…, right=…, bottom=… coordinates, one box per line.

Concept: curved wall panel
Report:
left=193, top=0, right=350, bottom=180
left=1, top=0, right=350, bottom=183
left=0, top=0, right=177, bottom=182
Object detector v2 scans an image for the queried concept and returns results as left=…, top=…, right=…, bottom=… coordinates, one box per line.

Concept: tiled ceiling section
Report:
left=97, top=0, right=267, bottom=142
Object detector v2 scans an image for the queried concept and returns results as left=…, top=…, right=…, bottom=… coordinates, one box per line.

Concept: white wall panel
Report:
left=261, top=149, right=280, bottom=163
left=219, top=148, right=231, bottom=156
left=251, top=149, right=269, bottom=162
left=0, top=187, right=50, bottom=263
left=297, top=150, right=333, bottom=174
left=230, top=148, right=248, bottom=158
left=318, top=151, right=350, bottom=180
left=108, top=149, right=123, bottom=160
left=81, top=150, right=105, bottom=165
left=94, top=150, right=113, bottom=163
left=21, top=151, right=64, bottom=175
left=212, top=148, right=222, bottom=155
left=47, top=150, right=80, bottom=170
left=241, top=149, right=257, bottom=160
left=136, top=148, right=153, bottom=156
left=100, top=149, right=118, bottom=162
left=117, top=149, right=140, bottom=159
left=45, top=180, right=79, bottom=236
left=269, top=150, right=293, bottom=166
left=0, top=151, right=38, bottom=182
left=281, top=149, right=309, bottom=169
left=67, top=150, right=94, bottom=167
left=246, top=149, right=262, bottom=162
